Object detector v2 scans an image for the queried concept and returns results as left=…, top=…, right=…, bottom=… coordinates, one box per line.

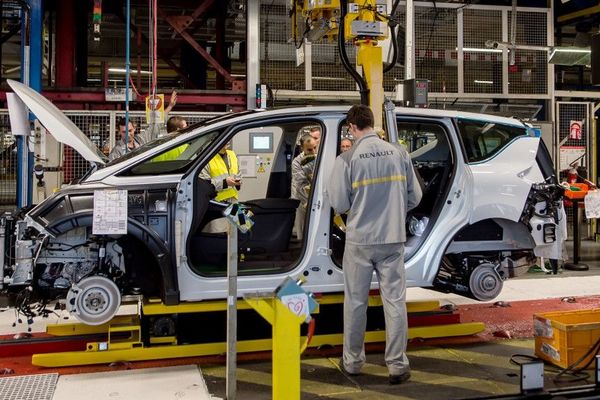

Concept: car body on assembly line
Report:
left=1, top=79, right=566, bottom=325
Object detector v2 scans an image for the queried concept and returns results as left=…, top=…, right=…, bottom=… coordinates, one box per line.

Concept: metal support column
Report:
left=245, top=297, right=306, bottom=400
left=246, top=1, right=260, bottom=109
left=17, top=2, right=30, bottom=208
left=28, top=0, right=42, bottom=206
left=404, top=0, right=415, bottom=80
left=502, top=10, right=509, bottom=96
left=226, top=223, right=238, bottom=400
left=304, top=40, right=312, bottom=91
left=457, top=8, right=464, bottom=96
left=17, top=0, right=40, bottom=207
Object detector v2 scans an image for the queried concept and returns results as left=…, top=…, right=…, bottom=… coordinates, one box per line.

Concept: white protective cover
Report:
left=7, top=79, right=107, bottom=165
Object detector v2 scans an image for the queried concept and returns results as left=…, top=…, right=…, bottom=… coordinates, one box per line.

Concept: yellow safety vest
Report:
left=208, top=149, right=239, bottom=201
left=152, top=144, right=189, bottom=162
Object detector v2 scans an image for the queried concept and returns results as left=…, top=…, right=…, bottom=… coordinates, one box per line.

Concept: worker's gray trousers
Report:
left=342, top=242, right=409, bottom=376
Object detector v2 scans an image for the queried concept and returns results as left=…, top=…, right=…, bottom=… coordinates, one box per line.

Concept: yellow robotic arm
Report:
left=290, top=0, right=394, bottom=134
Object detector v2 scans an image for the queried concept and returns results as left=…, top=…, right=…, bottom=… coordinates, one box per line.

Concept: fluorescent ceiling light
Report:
left=88, top=78, right=124, bottom=83
left=313, top=76, right=348, bottom=81
left=548, top=47, right=591, bottom=66
left=108, top=68, right=152, bottom=75
left=474, top=80, right=494, bottom=84
left=551, top=48, right=590, bottom=54
left=461, top=47, right=503, bottom=53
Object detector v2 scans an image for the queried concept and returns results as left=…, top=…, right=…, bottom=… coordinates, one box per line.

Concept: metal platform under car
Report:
left=25, top=293, right=484, bottom=367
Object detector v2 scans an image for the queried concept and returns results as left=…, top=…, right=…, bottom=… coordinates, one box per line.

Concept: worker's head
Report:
left=219, top=141, right=231, bottom=155
left=117, top=118, right=136, bottom=143
left=340, top=137, right=353, bottom=153
left=166, top=116, right=188, bottom=134
left=346, top=105, right=374, bottom=138
left=300, top=135, right=317, bottom=156
left=309, top=126, right=321, bottom=146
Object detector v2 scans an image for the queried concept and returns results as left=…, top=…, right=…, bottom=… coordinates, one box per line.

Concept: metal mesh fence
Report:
left=63, top=111, right=222, bottom=182
left=312, top=43, right=357, bottom=91
left=258, top=3, right=550, bottom=99
left=509, top=11, right=547, bottom=47
left=63, top=112, right=112, bottom=184
left=0, top=113, right=16, bottom=208
left=463, top=8, right=503, bottom=94
left=507, top=49, right=547, bottom=95
left=556, top=102, right=591, bottom=231
left=556, top=102, right=590, bottom=170
left=507, top=8, right=548, bottom=95
left=414, top=6, right=458, bottom=94
left=260, top=1, right=305, bottom=90
left=428, top=101, right=542, bottom=120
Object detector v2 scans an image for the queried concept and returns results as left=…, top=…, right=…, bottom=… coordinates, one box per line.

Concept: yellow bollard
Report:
left=245, top=296, right=307, bottom=400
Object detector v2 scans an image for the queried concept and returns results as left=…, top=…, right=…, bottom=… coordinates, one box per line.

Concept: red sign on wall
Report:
left=569, top=120, right=582, bottom=140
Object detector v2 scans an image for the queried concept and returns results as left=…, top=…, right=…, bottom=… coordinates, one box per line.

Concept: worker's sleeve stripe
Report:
left=351, top=174, right=406, bottom=189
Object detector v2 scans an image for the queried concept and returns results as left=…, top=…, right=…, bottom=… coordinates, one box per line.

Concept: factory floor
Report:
left=2, top=240, right=600, bottom=400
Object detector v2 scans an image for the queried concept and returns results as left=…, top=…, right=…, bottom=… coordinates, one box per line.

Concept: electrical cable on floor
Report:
left=509, top=336, right=600, bottom=384
left=510, top=353, right=589, bottom=382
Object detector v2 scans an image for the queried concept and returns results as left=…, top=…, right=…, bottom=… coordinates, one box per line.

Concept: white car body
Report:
left=2, top=79, right=566, bottom=325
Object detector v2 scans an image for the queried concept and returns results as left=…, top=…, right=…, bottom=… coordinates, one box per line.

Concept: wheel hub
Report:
left=469, top=263, right=503, bottom=301
left=67, top=276, right=121, bottom=325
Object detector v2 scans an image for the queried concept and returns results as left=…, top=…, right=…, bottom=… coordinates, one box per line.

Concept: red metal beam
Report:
left=55, top=0, right=76, bottom=87
left=215, top=7, right=226, bottom=90
left=190, top=0, right=216, bottom=21
left=159, top=7, right=236, bottom=84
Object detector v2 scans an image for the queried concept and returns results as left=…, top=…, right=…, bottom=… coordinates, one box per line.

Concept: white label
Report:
left=93, top=189, right=128, bottom=235
left=585, top=190, right=600, bottom=219
left=296, top=43, right=305, bottom=67
left=281, top=293, right=309, bottom=318
left=559, top=146, right=586, bottom=170
left=105, top=88, right=136, bottom=102
left=533, top=317, right=553, bottom=338
left=541, top=342, right=560, bottom=361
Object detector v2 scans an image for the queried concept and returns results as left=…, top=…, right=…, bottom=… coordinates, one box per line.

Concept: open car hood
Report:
left=7, top=79, right=107, bottom=165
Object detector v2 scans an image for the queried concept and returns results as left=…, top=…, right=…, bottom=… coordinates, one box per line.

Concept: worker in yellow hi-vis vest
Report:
left=199, top=142, right=241, bottom=203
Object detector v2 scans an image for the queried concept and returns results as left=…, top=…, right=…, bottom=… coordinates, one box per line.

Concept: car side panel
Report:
left=468, top=137, right=543, bottom=224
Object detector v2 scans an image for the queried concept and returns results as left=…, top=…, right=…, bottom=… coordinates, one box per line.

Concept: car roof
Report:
left=214, top=106, right=527, bottom=128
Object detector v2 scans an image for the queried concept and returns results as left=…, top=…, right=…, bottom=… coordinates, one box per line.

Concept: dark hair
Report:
left=347, top=105, right=374, bottom=130
left=167, top=116, right=187, bottom=133
left=117, top=117, right=135, bottom=129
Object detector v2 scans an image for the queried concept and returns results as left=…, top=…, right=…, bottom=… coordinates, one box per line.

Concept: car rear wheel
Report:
left=468, top=263, right=503, bottom=301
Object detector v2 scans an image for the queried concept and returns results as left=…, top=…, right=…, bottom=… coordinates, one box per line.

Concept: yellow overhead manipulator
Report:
left=291, top=0, right=402, bottom=134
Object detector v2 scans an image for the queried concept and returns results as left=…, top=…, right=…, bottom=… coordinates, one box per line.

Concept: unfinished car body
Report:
left=1, top=80, right=566, bottom=325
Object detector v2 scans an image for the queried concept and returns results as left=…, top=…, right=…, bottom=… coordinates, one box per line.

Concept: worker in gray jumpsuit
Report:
left=326, top=105, right=422, bottom=385
left=291, top=134, right=317, bottom=239
left=108, top=118, right=147, bottom=161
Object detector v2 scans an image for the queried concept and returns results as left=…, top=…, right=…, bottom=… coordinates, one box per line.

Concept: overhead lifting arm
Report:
left=290, top=0, right=401, bottom=136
